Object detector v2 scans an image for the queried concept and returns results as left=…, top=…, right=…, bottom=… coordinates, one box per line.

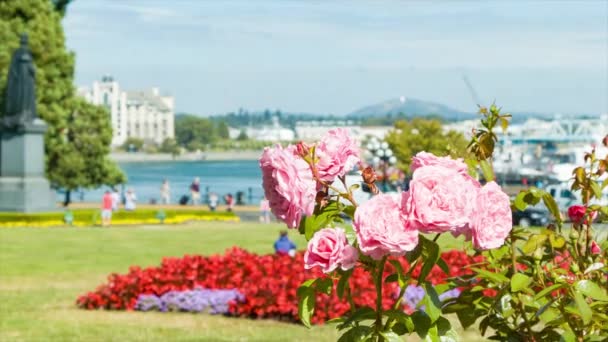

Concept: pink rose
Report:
left=403, top=165, right=480, bottom=234
left=471, top=181, right=512, bottom=250
left=568, top=205, right=586, bottom=224
left=260, top=145, right=316, bottom=228
left=354, top=193, right=418, bottom=260
left=304, top=228, right=358, bottom=273
left=591, top=241, right=601, bottom=255
left=315, top=128, right=360, bottom=182
left=410, top=152, right=468, bottom=174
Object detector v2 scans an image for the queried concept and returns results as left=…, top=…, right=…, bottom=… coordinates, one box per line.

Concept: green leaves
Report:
left=479, top=159, right=495, bottom=181
left=418, top=236, right=440, bottom=283
left=300, top=201, right=341, bottom=240
left=297, top=280, right=317, bottom=328
left=510, top=274, right=532, bottom=293
left=575, top=280, right=608, bottom=301
left=297, top=277, right=336, bottom=328
left=573, top=290, right=592, bottom=324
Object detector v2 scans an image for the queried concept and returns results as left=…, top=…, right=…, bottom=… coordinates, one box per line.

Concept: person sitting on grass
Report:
left=101, top=190, right=113, bottom=227
left=274, top=230, right=296, bottom=256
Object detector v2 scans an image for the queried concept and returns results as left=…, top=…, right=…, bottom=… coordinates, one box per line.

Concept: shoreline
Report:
left=110, top=150, right=261, bottom=163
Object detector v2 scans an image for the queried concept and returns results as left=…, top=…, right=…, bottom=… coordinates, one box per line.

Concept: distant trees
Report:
left=385, top=118, right=469, bottom=172
left=122, top=137, right=145, bottom=152
left=0, top=0, right=123, bottom=205
left=159, top=138, right=181, bottom=156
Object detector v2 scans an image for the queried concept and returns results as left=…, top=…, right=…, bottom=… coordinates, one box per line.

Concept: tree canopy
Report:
left=0, top=0, right=124, bottom=202
left=384, top=118, right=469, bottom=173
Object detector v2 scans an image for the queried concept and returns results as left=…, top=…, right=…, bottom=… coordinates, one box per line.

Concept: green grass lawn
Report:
left=0, top=222, right=480, bottom=341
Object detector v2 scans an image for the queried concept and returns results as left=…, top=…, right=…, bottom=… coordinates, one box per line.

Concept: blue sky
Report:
left=64, top=1, right=608, bottom=116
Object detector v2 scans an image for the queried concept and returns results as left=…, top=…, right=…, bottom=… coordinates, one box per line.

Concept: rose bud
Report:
left=591, top=241, right=601, bottom=255
left=295, top=141, right=310, bottom=157
left=568, top=205, right=586, bottom=224
left=315, top=191, right=328, bottom=208
left=361, top=166, right=377, bottom=184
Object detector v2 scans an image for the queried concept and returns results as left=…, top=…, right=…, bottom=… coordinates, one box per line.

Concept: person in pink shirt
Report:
left=101, top=190, right=113, bottom=227
left=260, top=196, right=271, bottom=223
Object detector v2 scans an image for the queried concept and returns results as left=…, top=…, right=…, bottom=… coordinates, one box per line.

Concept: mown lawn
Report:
left=0, top=222, right=481, bottom=341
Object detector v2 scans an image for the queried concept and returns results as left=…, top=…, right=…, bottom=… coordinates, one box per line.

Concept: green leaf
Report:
left=471, top=267, right=509, bottom=283
left=560, top=329, right=576, bottom=342
left=411, top=311, right=431, bottom=339
left=549, top=234, right=566, bottom=249
left=510, top=273, right=532, bottom=292
left=315, top=277, right=333, bottom=295
left=303, top=201, right=342, bottom=240
left=436, top=258, right=450, bottom=275
left=590, top=180, right=602, bottom=199
left=389, top=260, right=407, bottom=287
left=542, top=191, right=563, bottom=224
left=534, top=283, right=564, bottom=301
left=380, top=331, right=402, bottom=342
left=337, top=326, right=373, bottom=342
left=479, top=159, right=495, bottom=181
left=337, top=306, right=376, bottom=330
left=419, top=238, right=440, bottom=282
left=456, top=307, right=478, bottom=329
left=573, top=290, right=592, bottom=324
left=406, top=239, right=423, bottom=263
left=297, top=285, right=316, bottom=328
left=602, top=178, right=608, bottom=190
left=522, top=234, right=548, bottom=255
left=422, top=283, right=443, bottom=323
left=343, top=205, right=356, bottom=219
left=514, top=191, right=528, bottom=211
left=337, top=269, right=353, bottom=300
left=575, top=280, right=608, bottom=301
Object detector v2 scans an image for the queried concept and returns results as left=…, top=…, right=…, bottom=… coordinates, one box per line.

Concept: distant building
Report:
left=294, top=121, right=392, bottom=142
left=242, top=116, right=295, bottom=142
left=78, top=76, right=175, bottom=146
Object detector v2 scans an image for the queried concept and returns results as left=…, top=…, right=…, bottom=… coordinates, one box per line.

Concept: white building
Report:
left=78, top=76, right=175, bottom=146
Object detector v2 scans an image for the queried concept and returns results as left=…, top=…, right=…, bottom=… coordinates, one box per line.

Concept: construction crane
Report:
left=462, top=75, right=481, bottom=107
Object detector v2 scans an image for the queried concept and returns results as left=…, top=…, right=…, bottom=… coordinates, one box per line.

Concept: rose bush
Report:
left=256, top=125, right=519, bottom=340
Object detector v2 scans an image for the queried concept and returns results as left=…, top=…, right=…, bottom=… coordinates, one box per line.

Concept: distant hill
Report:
left=348, top=97, right=476, bottom=121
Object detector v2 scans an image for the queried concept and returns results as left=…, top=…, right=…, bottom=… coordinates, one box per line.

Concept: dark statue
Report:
left=2, top=33, right=38, bottom=130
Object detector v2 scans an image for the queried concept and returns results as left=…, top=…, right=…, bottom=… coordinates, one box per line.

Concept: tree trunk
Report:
left=63, top=190, right=71, bottom=207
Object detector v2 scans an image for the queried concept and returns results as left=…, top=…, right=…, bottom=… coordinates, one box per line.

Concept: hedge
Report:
left=0, top=209, right=239, bottom=228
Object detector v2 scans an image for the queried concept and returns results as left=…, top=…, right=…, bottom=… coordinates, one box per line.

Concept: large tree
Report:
left=0, top=0, right=124, bottom=205
left=385, top=118, right=469, bottom=172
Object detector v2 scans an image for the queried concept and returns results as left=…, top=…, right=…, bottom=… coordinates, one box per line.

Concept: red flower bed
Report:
left=77, top=247, right=481, bottom=324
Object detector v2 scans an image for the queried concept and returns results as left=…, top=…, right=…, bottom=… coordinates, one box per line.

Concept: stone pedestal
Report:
left=0, top=120, right=56, bottom=212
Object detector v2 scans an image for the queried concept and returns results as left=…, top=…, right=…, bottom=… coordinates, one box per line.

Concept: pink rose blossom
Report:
left=260, top=145, right=316, bottom=228
left=410, top=152, right=468, bottom=174
left=304, top=228, right=358, bottom=273
left=568, top=205, right=586, bottom=224
left=315, top=128, right=360, bottom=182
left=591, top=241, right=601, bottom=255
left=354, top=193, right=418, bottom=260
left=403, top=165, right=480, bottom=234
left=471, top=181, right=512, bottom=250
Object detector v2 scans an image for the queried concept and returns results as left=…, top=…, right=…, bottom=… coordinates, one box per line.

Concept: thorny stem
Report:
left=510, top=230, right=517, bottom=275
left=374, top=257, right=387, bottom=341
left=433, top=233, right=441, bottom=243
left=516, top=296, right=535, bottom=341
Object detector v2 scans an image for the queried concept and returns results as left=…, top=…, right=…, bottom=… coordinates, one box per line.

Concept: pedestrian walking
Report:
left=125, top=188, right=137, bottom=211
left=160, top=179, right=171, bottom=204
left=190, top=177, right=201, bottom=205
left=101, top=190, right=113, bottom=227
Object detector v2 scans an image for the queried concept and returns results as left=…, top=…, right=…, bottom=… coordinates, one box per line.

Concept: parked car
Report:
left=513, top=207, right=550, bottom=227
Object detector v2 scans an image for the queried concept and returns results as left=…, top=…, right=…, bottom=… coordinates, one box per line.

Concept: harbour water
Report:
left=61, top=160, right=263, bottom=205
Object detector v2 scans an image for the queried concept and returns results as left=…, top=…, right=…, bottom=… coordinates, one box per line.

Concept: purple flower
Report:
left=135, top=288, right=245, bottom=315
left=399, top=285, right=461, bottom=312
